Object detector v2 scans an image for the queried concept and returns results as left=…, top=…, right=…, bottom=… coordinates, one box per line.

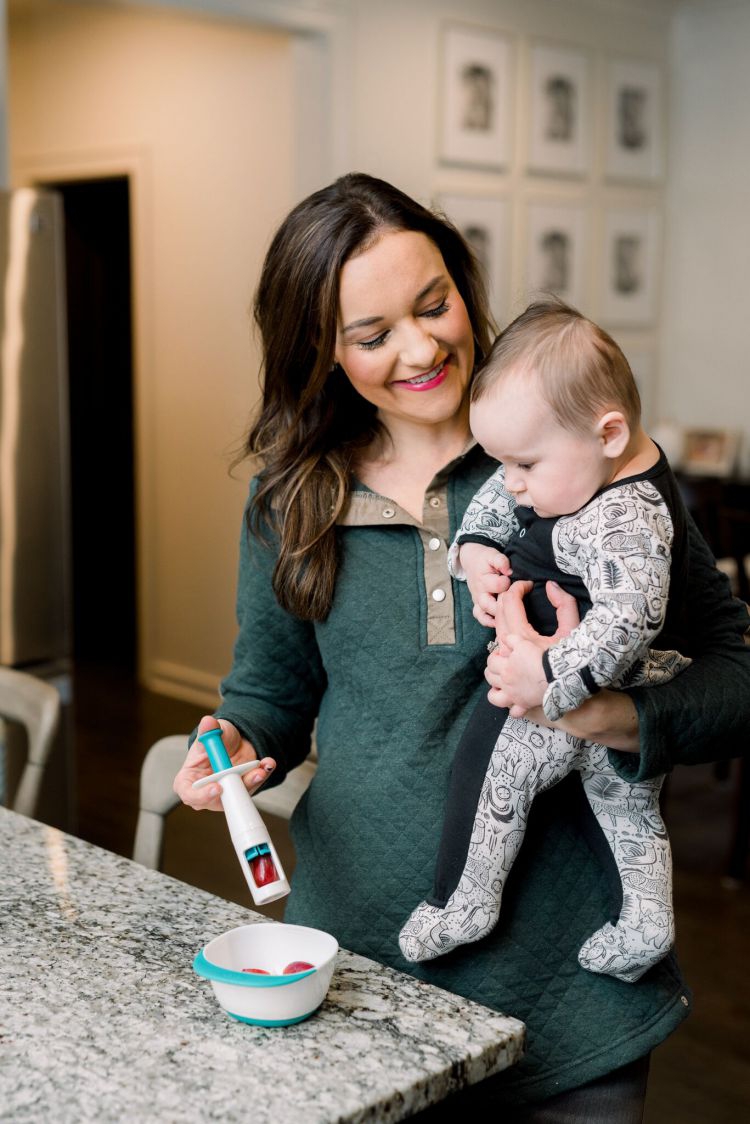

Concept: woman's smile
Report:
left=392, top=357, right=450, bottom=391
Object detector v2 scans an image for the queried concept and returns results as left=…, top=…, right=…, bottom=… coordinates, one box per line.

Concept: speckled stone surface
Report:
left=0, top=809, right=525, bottom=1122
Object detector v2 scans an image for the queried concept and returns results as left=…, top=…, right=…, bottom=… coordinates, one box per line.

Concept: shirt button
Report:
left=680, top=995, right=689, bottom=1007
left=428, top=496, right=441, bottom=508
left=432, top=588, right=446, bottom=602
left=428, top=537, right=441, bottom=551
left=382, top=507, right=395, bottom=519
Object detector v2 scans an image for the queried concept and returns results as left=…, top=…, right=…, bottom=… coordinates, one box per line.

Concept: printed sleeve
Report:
left=542, top=482, right=690, bottom=721
left=209, top=490, right=327, bottom=785
left=448, top=463, right=518, bottom=579
left=611, top=513, right=750, bottom=781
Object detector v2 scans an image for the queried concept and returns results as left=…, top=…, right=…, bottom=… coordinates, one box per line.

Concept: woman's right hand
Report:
left=486, top=582, right=640, bottom=751
left=172, top=715, right=276, bottom=811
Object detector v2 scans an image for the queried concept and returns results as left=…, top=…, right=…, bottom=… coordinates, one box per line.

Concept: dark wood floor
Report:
left=41, top=665, right=750, bottom=1120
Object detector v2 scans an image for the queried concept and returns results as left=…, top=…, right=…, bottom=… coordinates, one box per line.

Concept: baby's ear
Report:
left=597, top=410, right=630, bottom=459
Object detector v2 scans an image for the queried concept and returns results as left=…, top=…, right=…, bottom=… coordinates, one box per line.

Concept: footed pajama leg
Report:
left=577, top=744, right=675, bottom=983
left=399, top=710, right=582, bottom=962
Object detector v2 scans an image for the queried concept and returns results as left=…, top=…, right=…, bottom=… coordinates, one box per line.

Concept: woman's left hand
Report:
left=487, top=632, right=547, bottom=716
left=486, top=581, right=579, bottom=716
left=486, top=580, right=640, bottom=751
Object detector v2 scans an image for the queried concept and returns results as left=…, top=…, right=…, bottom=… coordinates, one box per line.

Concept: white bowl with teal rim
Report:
left=193, top=922, right=339, bottom=1026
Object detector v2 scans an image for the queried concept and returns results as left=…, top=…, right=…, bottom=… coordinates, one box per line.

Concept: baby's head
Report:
left=469, top=298, right=641, bottom=518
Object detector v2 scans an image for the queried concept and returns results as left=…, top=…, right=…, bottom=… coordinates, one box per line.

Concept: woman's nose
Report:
left=398, top=320, right=439, bottom=370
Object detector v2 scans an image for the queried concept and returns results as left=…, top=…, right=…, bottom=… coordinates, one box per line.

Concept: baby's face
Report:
left=470, top=370, right=610, bottom=518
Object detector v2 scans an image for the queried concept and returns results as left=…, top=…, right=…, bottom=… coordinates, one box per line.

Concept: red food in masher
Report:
left=250, top=853, right=279, bottom=886
left=283, top=961, right=315, bottom=974
left=241, top=968, right=270, bottom=974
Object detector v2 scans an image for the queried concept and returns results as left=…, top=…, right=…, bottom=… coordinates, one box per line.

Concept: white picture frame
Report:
left=525, top=201, right=588, bottom=311
left=601, top=208, right=660, bottom=326
left=439, top=193, right=511, bottom=322
left=528, top=42, right=590, bottom=176
left=439, top=24, right=513, bottom=169
left=605, top=58, right=663, bottom=182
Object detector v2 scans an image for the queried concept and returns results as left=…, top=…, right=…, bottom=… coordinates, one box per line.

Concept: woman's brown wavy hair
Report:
left=243, top=172, right=494, bottom=621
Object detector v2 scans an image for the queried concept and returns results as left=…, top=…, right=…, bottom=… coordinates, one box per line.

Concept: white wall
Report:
left=343, top=0, right=672, bottom=424
left=344, top=0, right=749, bottom=466
left=346, top=0, right=671, bottom=194
left=8, top=1, right=296, bottom=704
left=659, top=0, right=750, bottom=471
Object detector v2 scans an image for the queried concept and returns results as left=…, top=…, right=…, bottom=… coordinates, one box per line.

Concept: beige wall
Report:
left=8, top=1, right=295, bottom=705
left=5, top=0, right=746, bottom=708
left=0, top=0, right=7, bottom=188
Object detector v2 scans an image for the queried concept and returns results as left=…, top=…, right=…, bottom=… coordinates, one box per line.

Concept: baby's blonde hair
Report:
left=471, top=298, right=641, bottom=434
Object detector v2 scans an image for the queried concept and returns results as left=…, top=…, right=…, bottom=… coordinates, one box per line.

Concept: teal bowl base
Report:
left=226, top=1005, right=321, bottom=1027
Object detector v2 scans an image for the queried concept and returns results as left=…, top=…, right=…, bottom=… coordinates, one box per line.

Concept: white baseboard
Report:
left=144, top=660, right=221, bottom=710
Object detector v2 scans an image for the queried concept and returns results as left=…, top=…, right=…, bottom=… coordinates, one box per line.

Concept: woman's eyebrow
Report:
left=341, top=314, right=384, bottom=336
left=340, top=275, right=448, bottom=336
left=414, top=274, right=448, bottom=302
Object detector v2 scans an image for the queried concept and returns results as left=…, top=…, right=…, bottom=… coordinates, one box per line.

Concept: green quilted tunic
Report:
left=215, top=445, right=750, bottom=1106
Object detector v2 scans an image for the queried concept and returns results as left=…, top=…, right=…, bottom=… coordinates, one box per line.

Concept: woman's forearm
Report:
left=526, top=690, right=640, bottom=752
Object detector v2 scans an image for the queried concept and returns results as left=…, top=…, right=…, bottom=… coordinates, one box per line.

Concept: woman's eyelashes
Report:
left=355, top=300, right=451, bottom=351
left=357, top=330, right=389, bottom=351
left=422, top=299, right=450, bottom=320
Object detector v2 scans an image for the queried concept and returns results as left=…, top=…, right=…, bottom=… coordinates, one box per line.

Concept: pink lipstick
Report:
left=394, top=357, right=450, bottom=392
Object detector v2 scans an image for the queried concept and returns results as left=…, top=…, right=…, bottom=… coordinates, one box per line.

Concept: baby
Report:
left=399, top=298, right=692, bottom=983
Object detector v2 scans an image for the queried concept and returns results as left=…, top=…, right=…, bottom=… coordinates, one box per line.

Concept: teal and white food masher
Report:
left=192, top=727, right=290, bottom=906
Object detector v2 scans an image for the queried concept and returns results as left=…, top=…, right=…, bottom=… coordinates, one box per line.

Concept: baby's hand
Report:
left=459, top=542, right=512, bottom=627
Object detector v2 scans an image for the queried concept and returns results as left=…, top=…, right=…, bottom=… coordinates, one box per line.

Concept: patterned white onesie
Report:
left=399, top=450, right=691, bottom=982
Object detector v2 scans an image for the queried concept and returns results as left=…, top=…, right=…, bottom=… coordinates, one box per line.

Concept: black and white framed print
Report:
left=528, top=42, right=590, bottom=176
left=439, top=193, right=511, bottom=320
left=439, top=24, right=513, bottom=169
left=525, top=200, right=588, bottom=311
left=601, top=208, right=660, bottom=325
left=605, top=58, right=663, bottom=182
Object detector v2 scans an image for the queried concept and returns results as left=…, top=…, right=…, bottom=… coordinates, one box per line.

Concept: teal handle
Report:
left=193, top=950, right=316, bottom=987
left=198, top=727, right=232, bottom=773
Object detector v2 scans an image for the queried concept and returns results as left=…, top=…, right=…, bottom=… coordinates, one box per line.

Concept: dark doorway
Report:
left=43, top=177, right=137, bottom=672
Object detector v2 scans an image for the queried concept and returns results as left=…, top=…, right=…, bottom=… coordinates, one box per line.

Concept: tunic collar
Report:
left=338, top=438, right=480, bottom=528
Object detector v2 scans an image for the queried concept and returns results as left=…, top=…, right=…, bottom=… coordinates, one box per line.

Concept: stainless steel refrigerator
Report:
left=0, top=187, right=75, bottom=826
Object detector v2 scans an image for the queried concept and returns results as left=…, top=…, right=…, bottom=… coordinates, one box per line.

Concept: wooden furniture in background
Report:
left=676, top=470, right=750, bottom=885
left=676, top=471, right=750, bottom=602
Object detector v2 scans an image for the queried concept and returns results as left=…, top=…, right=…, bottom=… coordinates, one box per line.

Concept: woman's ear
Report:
left=597, top=410, right=631, bottom=459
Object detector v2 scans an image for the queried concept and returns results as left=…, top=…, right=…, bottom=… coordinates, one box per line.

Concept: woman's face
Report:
left=334, top=230, right=475, bottom=434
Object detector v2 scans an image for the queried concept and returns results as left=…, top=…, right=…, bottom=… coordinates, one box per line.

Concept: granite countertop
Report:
left=0, top=809, right=525, bottom=1122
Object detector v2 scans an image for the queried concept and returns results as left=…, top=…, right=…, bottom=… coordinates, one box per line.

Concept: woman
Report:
left=174, top=173, right=750, bottom=1119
